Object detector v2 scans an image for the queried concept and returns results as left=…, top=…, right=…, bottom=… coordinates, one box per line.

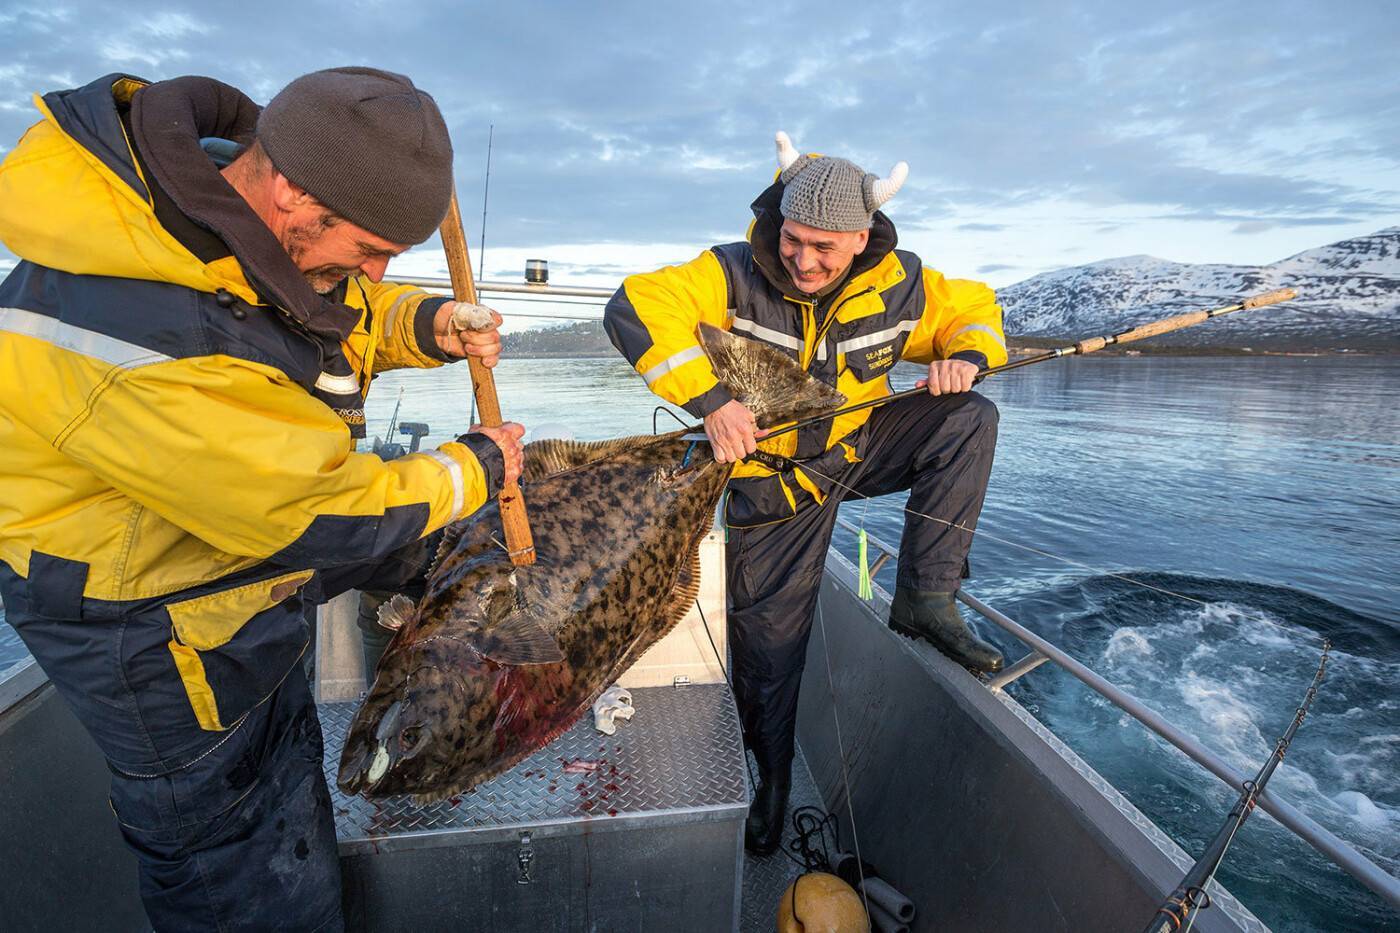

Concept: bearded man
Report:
left=0, top=68, right=523, bottom=930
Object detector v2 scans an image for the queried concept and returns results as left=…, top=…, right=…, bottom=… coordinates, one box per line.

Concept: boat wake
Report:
left=997, top=573, right=1399, bottom=933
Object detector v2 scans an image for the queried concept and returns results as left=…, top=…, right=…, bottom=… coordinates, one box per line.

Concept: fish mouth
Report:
left=338, top=698, right=405, bottom=795
left=337, top=740, right=397, bottom=796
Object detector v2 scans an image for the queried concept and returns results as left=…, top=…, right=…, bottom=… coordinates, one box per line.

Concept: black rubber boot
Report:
left=889, top=587, right=1005, bottom=673
left=744, top=764, right=791, bottom=857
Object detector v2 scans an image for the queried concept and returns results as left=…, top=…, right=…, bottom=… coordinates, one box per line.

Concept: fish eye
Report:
left=399, top=725, right=422, bottom=752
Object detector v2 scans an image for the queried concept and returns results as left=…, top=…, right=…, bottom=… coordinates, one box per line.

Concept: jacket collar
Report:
left=38, top=74, right=370, bottom=436
left=127, top=76, right=362, bottom=343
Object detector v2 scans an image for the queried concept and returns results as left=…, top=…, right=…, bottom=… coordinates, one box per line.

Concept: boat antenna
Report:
left=385, top=386, right=405, bottom=440
left=478, top=124, right=493, bottom=283
left=1141, top=639, right=1331, bottom=933
left=469, top=124, right=494, bottom=427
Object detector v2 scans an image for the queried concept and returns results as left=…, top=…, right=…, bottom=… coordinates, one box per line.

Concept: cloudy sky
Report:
left=0, top=0, right=1396, bottom=321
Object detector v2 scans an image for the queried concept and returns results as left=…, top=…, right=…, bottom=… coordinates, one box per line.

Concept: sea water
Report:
left=3, top=354, right=1396, bottom=931
left=376, top=353, right=1397, bottom=933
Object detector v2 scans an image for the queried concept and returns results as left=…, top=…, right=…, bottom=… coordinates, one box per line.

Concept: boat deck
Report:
left=321, top=684, right=752, bottom=931
left=321, top=685, right=748, bottom=849
left=739, top=749, right=827, bottom=933
left=319, top=685, right=824, bottom=932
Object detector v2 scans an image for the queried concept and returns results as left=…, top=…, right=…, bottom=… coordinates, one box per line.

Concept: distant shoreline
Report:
left=502, top=344, right=1396, bottom=360
left=501, top=318, right=1399, bottom=359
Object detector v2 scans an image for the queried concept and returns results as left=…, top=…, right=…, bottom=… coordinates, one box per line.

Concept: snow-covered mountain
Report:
left=999, top=228, right=1400, bottom=350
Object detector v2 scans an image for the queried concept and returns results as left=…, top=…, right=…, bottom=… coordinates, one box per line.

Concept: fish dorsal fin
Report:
left=698, top=322, right=845, bottom=427
left=523, top=435, right=659, bottom=482
left=478, top=611, right=566, bottom=665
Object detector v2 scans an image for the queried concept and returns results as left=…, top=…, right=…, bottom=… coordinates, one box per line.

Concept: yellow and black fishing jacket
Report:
left=0, top=74, right=499, bottom=740
left=605, top=178, right=1008, bottom=527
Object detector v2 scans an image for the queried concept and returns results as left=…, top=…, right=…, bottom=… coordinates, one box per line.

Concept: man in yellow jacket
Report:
left=0, top=68, right=522, bottom=930
left=605, top=132, right=1007, bottom=855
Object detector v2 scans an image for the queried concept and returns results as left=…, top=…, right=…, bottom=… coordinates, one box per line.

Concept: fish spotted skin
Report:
left=338, top=435, right=726, bottom=802
left=337, top=324, right=844, bottom=803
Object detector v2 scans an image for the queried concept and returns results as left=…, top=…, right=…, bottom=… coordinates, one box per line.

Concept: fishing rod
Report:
left=385, top=386, right=405, bottom=440
left=1142, top=639, right=1331, bottom=933
left=751, top=288, right=1297, bottom=443
left=470, top=125, right=494, bottom=429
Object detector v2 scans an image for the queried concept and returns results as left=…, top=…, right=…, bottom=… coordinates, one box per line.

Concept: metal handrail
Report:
left=391, top=276, right=614, bottom=300
left=834, top=517, right=1400, bottom=912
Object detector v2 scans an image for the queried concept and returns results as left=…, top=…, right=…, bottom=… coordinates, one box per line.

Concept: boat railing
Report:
left=833, top=516, right=1400, bottom=913
left=393, top=277, right=614, bottom=300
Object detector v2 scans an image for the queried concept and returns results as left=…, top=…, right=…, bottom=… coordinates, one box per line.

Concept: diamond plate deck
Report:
left=321, top=683, right=749, bottom=855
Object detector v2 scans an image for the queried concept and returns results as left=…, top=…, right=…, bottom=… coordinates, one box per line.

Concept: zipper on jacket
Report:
left=806, top=286, right=875, bottom=372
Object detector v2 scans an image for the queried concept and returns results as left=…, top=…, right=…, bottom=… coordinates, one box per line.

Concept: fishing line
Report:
left=697, top=596, right=838, bottom=872
left=815, top=596, right=872, bottom=919
left=693, top=600, right=760, bottom=791
left=787, top=458, right=1328, bottom=649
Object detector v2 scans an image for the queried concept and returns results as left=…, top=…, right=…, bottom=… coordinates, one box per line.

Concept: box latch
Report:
left=516, top=832, right=535, bottom=885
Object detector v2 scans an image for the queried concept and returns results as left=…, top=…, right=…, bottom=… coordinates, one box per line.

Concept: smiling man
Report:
left=0, top=68, right=523, bottom=931
left=605, top=132, right=1009, bottom=856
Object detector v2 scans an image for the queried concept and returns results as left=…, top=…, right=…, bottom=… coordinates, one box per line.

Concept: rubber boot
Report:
left=889, top=587, right=1004, bottom=673
left=744, top=763, right=791, bottom=857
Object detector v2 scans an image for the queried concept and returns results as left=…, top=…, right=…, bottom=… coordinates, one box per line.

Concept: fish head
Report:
left=336, top=632, right=499, bottom=800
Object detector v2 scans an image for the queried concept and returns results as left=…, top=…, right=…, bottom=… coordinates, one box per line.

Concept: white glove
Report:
left=450, top=301, right=499, bottom=332
left=592, top=684, right=636, bottom=736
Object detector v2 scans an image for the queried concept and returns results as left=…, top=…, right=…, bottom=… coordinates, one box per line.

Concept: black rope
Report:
left=787, top=805, right=841, bottom=872
left=652, top=405, right=689, bottom=435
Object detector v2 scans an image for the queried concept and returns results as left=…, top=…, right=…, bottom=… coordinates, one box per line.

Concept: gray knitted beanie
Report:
left=258, top=67, right=453, bottom=245
left=775, top=131, right=908, bottom=232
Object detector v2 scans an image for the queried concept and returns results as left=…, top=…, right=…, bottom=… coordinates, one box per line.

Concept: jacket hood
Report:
left=746, top=178, right=898, bottom=301
left=0, top=73, right=360, bottom=343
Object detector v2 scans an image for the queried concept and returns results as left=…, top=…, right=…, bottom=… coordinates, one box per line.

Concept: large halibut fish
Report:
left=337, top=324, right=844, bottom=803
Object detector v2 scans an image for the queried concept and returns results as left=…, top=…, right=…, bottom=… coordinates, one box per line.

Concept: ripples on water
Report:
left=3, top=354, right=1396, bottom=930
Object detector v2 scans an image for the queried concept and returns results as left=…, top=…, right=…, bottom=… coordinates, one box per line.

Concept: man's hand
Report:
left=704, top=399, right=768, bottom=464
left=917, top=359, right=980, bottom=396
left=470, top=422, right=525, bottom=486
left=434, top=301, right=502, bottom=367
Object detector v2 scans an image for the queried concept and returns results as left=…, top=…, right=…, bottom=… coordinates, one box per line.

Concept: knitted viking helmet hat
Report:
left=774, top=131, right=908, bottom=232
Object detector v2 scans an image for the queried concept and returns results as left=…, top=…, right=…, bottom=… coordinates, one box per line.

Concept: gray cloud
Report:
left=0, top=1, right=1395, bottom=258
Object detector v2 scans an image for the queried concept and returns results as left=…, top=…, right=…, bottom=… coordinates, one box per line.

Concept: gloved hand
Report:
left=433, top=301, right=502, bottom=365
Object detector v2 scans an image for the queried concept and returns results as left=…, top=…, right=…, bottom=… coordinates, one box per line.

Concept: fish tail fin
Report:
left=698, top=322, right=845, bottom=427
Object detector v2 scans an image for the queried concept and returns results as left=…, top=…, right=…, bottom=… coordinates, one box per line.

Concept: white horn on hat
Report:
left=775, top=131, right=801, bottom=172
left=868, top=161, right=909, bottom=209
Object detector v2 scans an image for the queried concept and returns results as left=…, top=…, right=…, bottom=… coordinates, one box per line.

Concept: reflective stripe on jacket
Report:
left=604, top=177, right=1008, bottom=526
